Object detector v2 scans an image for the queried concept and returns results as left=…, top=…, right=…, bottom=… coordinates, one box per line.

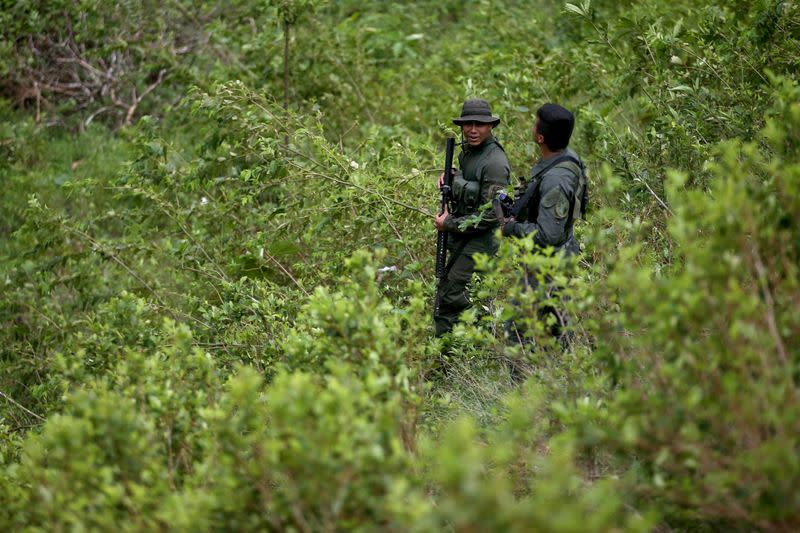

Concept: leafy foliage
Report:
left=1, top=0, right=798, bottom=530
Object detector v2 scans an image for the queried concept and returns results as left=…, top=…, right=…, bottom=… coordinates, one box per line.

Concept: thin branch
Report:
left=65, top=224, right=171, bottom=311
left=331, top=56, right=375, bottom=123
left=84, top=106, right=111, bottom=126
left=0, top=390, right=45, bottom=422
left=633, top=175, right=673, bottom=215
left=261, top=248, right=310, bottom=297
left=285, top=160, right=432, bottom=217
left=105, top=185, right=228, bottom=281
left=377, top=195, right=422, bottom=276
left=124, top=69, right=167, bottom=125
left=749, top=241, right=789, bottom=366
left=283, top=18, right=290, bottom=113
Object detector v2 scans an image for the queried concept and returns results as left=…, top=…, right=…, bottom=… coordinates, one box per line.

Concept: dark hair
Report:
left=536, top=103, right=575, bottom=151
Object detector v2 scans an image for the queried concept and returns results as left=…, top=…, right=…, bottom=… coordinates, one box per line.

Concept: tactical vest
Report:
left=512, top=155, right=588, bottom=245
left=555, top=159, right=588, bottom=230
left=450, top=140, right=506, bottom=217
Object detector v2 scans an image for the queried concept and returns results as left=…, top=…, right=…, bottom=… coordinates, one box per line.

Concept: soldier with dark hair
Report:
left=501, top=103, right=585, bottom=256
left=433, top=98, right=511, bottom=337
left=499, top=103, right=587, bottom=350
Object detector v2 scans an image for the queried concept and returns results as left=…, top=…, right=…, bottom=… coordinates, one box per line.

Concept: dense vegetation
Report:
left=1, top=0, right=798, bottom=530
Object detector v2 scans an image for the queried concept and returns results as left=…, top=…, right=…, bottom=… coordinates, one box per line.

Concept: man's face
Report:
left=461, top=122, right=493, bottom=147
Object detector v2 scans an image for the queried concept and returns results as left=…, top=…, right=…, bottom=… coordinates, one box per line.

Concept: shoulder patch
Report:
left=555, top=194, right=570, bottom=219
left=541, top=187, right=570, bottom=219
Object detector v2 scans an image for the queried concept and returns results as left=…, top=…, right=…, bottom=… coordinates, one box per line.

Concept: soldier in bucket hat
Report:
left=433, top=98, right=511, bottom=337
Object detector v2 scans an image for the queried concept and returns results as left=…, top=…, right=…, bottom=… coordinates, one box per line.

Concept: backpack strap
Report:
left=509, top=154, right=582, bottom=219
left=554, top=159, right=588, bottom=231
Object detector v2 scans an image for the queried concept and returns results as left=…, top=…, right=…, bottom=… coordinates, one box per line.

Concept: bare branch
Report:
left=634, top=174, right=673, bottom=215
left=0, top=390, right=45, bottom=422
left=261, top=247, right=310, bottom=297
left=124, top=69, right=168, bottom=126
left=749, top=240, right=789, bottom=366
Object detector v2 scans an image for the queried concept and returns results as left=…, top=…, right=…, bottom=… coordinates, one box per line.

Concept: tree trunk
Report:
left=283, top=18, right=290, bottom=112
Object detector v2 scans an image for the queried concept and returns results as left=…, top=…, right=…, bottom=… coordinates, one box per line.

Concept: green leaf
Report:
left=564, top=3, right=585, bottom=16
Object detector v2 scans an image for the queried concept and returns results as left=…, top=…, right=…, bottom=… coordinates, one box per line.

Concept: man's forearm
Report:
left=444, top=209, right=499, bottom=234
left=503, top=218, right=567, bottom=247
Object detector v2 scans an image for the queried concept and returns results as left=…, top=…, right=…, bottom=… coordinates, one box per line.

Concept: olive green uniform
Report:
left=434, top=137, right=511, bottom=336
left=501, top=148, right=585, bottom=348
left=502, top=148, right=585, bottom=256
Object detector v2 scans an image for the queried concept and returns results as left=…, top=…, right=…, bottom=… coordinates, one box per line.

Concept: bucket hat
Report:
left=452, top=98, right=501, bottom=126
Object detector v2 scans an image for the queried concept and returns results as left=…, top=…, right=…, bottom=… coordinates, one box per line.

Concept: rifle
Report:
left=434, top=137, right=456, bottom=314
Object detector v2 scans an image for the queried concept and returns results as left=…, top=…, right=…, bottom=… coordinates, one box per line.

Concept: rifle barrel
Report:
left=435, top=137, right=456, bottom=281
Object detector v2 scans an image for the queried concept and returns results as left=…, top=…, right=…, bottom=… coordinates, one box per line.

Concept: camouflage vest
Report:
left=450, top=139, right=506, bottom=217
left=515, top=155, right=587, bottom=231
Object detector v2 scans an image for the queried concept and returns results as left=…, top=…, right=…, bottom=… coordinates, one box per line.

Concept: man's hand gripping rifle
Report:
left=492, top=189, right=515, bottom=223
left=493, top=152, right=585, bottom=230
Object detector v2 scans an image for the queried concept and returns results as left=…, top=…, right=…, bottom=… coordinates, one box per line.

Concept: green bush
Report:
left=403, top=382, right=656, bottom=532
left=1, top=0, right=799, bottom=530
left=570, top=78, right=800, bottom=529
